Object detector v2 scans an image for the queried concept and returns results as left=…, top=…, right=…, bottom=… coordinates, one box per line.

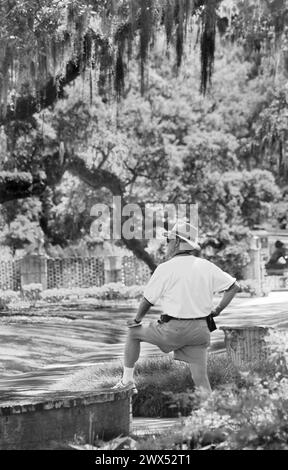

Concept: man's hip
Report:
left=127, top=317, right=211, bottom=353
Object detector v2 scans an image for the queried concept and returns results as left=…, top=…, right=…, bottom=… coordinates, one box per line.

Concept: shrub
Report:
left=133, top=372, right=288, bottom=450
left=51, top=354, right=239, bottom=419
left=67, top=332, right=288, bottom=450
left=126, top=285, right=144, bottom=300
left=1, top=283, right=144, bottom=308
left=40, top=288, right=75, bottom=303
left=264, top=330, right=288, bottom=376
left=238, top=279, right=258, bottom=296
left=40, top=284, right=144, bottom=303
left=22, top=284, right=43, bottom=305
left=104, top=283, right=127, bottom=300
left=136, top=331, right=288, bottom=450
left=207, top=353, right=240, bottom=388
left=0, top=290, right=20, bottom=310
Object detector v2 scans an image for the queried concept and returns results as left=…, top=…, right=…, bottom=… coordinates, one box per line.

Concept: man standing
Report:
left=113, top=221, right=240, bottom=396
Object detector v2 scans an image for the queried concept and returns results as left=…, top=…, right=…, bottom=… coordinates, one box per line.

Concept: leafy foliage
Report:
left=0, top=2, right=287, bottom=267
left=0, top=289, right=20, bottom=310
left=22, top=283, right=43, bottom=305
left=135, top=331, right=288, bottom=450
left=0, top=0, right=225, bottom=117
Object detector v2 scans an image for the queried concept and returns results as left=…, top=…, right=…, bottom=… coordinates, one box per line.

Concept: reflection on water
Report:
left=0, top=293, right=288, bottom=401
left=0, top=306, right=163, bottom=400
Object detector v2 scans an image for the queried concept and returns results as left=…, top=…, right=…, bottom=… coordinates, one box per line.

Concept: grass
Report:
left=51, top=352, right=241, bottom=417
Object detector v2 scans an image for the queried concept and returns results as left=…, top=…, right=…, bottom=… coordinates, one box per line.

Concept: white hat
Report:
left=164, top=220, right=200, bottom=250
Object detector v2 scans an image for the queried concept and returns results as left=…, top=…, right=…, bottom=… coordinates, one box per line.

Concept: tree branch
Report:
left=0, top=171, right=47, bottom=204
left=67, top=156, right=124, bottom=195
left=122, top=238, right=156, bottom=272
left=1, top=31, right=108, bottom=126
left=1, top=61, right=81, bottom=126
left=67, top=156, right=156, bottom=271
left=0, top=154, right=157, bottom=271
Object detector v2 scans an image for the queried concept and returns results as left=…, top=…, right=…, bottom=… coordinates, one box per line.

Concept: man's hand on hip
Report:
left=211, top=281, right=240, bottom=317
left=211, top=306, right=222, bottom=317
left=126, top=297, right=152, bottom=328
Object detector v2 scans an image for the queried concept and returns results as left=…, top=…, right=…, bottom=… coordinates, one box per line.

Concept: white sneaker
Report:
left=112, top=379, right=138, bottom=395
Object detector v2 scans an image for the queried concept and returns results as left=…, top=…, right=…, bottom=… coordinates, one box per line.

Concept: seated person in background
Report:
left=266, top=240, right=287, bottom=268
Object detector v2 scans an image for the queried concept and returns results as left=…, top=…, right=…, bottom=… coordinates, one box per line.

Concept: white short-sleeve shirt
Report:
left=143, top=255, right=236, bottom=318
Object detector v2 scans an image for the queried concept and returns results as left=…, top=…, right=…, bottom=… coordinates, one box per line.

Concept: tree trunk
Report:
left=122, top=238, right=156, bottom=272
left=68, top=157, right=157, bottom=272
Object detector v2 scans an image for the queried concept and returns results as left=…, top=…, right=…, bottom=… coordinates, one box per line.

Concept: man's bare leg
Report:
left=124, top=335, right=141, bottom=368
left=113, top=332, right=141, bottom=386
left=189, top=351, right=212, bottom=398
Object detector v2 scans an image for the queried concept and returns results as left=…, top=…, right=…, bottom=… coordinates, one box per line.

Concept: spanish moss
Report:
left=0, top=0, right=233, bottom=118
left=200, top=0, right=217, bottom=94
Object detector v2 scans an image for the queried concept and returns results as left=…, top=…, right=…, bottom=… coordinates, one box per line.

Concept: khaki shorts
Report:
left=127, top=318, right=210, bottom=365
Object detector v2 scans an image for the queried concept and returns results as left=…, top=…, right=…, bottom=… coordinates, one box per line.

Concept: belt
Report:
left=159, top=313, right=217, bottom=332
left=159, top=314, right=207, bottom=323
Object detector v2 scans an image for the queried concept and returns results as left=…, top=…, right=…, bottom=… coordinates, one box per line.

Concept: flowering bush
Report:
left=0, top=283, right=144, bottom=308
left=0, top=290, right=20, bottom=310
left=22, top=284, right=43, bottom=305
left=237, top=279, right=270, bottom=297
left=139, top=372, right=288, bottom=450
left=104, top=283, right=127, bottom=300
left=40, top=284, right=144, bottom=303
left=265, top=330, right=288, bottom=376
left=125, top=285, right=144, bottom=300
left=238, top=279, right=258, bottom=296
left=40, top=288, right=77, bottom=303
left=134, top=330, right=288, bottom=450
left=179, top=330, right=288, bottom=450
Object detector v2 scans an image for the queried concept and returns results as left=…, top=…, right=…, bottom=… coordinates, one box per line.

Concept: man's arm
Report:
left=211, top=281, right=241, bottom=317
left=127, top=297, right=153, bottom=327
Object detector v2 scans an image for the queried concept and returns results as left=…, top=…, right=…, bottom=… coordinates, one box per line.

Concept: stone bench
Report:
left=0, top=388, right=134, bottom=450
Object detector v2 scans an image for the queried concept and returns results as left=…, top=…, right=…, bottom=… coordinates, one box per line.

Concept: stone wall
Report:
left=0, top=389, right=133, bottom=450
left=266, top=274, right=288, bottom=291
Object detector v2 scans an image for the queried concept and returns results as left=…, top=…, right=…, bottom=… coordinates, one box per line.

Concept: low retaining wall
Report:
left=220, top=325, right=271, bottom=367
left=0, top=388, right=133, bottom=450
left=266, top=275, right=288, bottom=291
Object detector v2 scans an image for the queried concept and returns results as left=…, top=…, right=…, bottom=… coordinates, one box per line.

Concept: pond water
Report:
left=0, top=292, right=287, bottom=401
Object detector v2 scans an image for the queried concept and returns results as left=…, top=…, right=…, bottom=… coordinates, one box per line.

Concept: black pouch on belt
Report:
left=206, top=314, right=217, bottom=332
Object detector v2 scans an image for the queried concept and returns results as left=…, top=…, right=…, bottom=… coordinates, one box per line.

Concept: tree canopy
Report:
left=0, top=0, right=287, bottom=271
left=0, top=0, right=219, bottom=121
left=1, top=0, right=287, bottom=122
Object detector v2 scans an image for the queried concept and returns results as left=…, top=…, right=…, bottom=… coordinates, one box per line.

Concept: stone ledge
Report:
left=0, top=388, right=133, bottom=449
left=0, top=388, right=134, bottom=416
left=220, top=325, right=272, bottom=331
